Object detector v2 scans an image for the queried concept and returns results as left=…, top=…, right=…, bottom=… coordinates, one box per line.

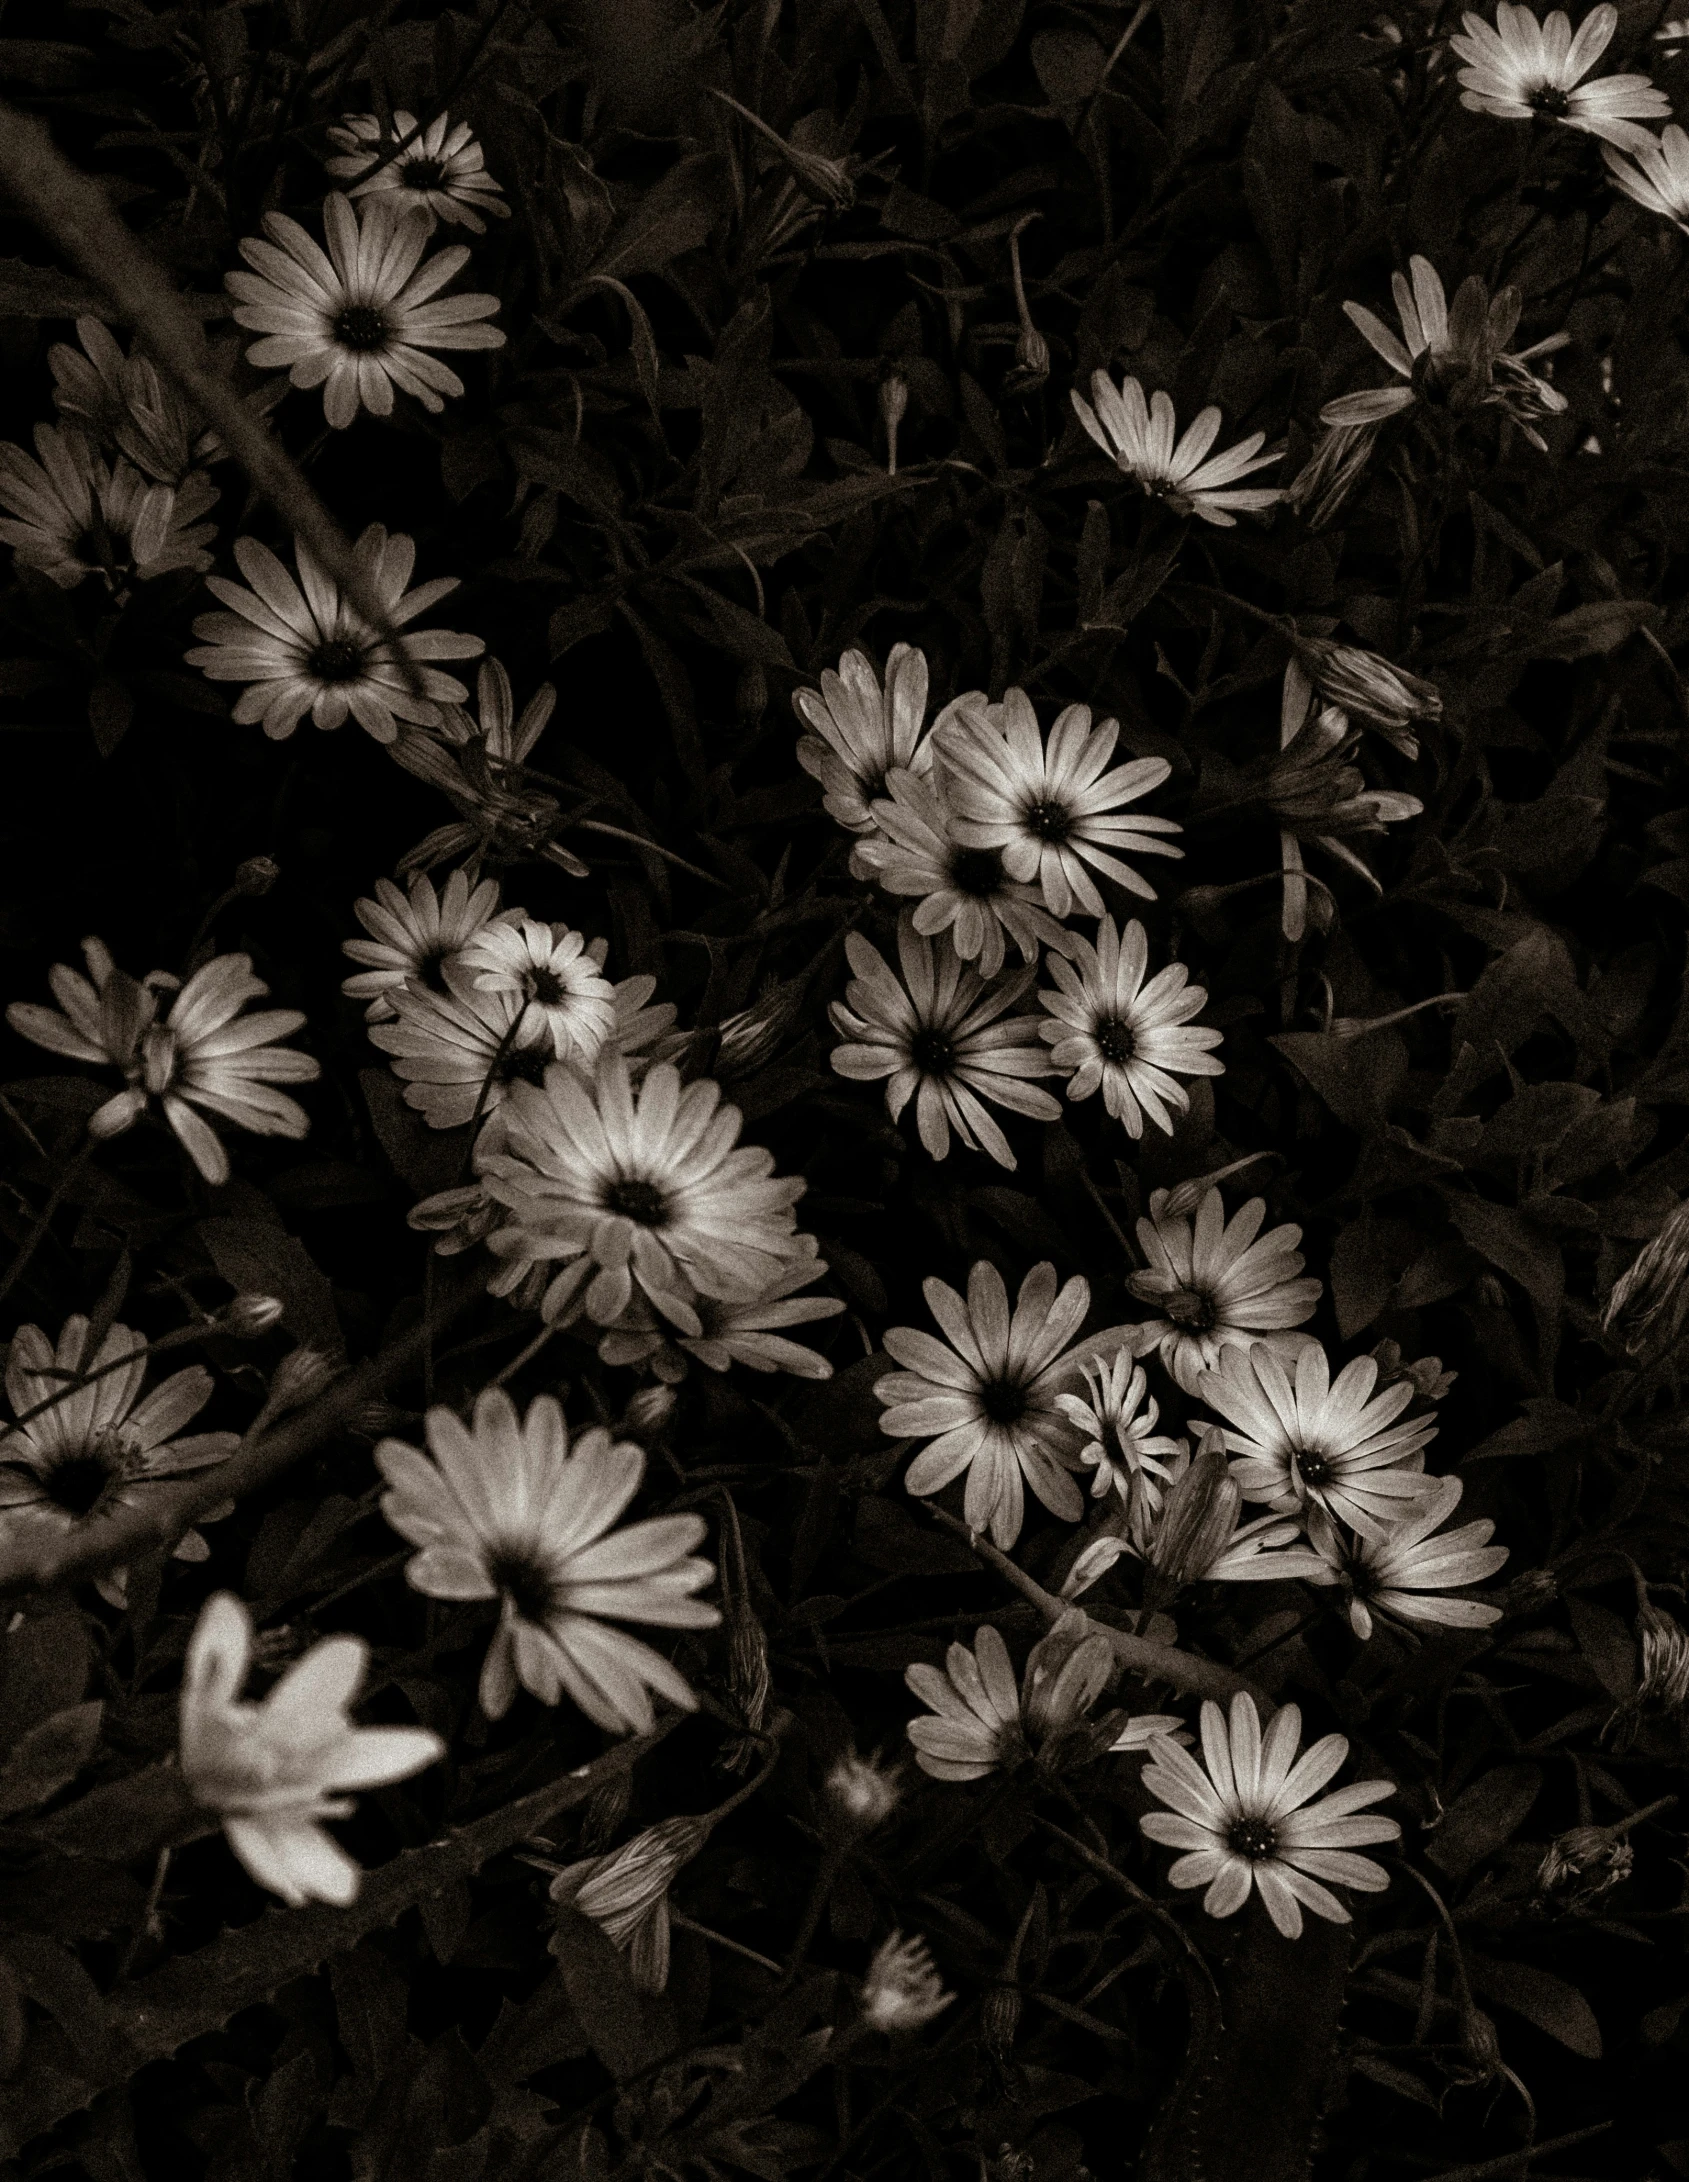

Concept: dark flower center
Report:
left=333, top=305, right=391, bottom=352
left=1023, top=799, right=1072, bottom=844
left=978, top=1378, right=1030, bottom=1426
left=949, top=846, right=1005, bottom=898
left=497, top=1044, right=552, bottom=1089
left=1093, top=1015, right=1136, bottom=1065
left=309, top=639, right=367, bottom=684
left=1163, top=1285, right=1216, bottom=1330
left=1294, top=1448, right=1333, bottom=1487
left=604, top=1176, right=670, bottom=1227
left=1228, top=1816, right=1278, bottom=1861
left=911, top=1029, right=955, bottom=1074
left=400, top=156, right=448, bottom=189
left=42, top=1450, right=121, bottom=1516
left=486, top=1544, right=565, bottom=1626
left=529, top=966, right=566, bottom=1006
left=1527, top=84, right=1571, bottom=116
left=417, top=946, right=452, bottom=993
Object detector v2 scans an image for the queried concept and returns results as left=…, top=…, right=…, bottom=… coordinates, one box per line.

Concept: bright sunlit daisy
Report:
left=1449, top=5, right=1669, bottom=150
left=934, top=687, right=1182, bottom=918
left=1072, top=373, right=1284, bottom=525
left=186, top=524, right=483, bottom=742
left=1198, top=1341, right=1442, bottom=1542
left=455, top=918, right=619, bottom=1061
left=828, top=920, right=1060, bottom=1171
left=793, top=643, right=941, bottom=852
left=1603, top=122, right=1689, bottom=230
left=227, top=192, right=505, bottom=430
left=1306, top=1474, right=1509, bottom=1640
left=1054, top=1350, right=1181, bottom=1509
left=1139, top=1692, right=1400, bottom=1938
left=341, top=867, right=513, bottom=1020
left=877, top=1259, right=1092, bottom=1547
left=480, top=1055, right=807, bottom=1330
left=0, top=424, right=216, bottom=591
left=8, top=943, right=319, bottom=1186
left=1126, top=1188, right=1322, bottom=1396
left=376, top=1388, right=720, bottom=1727
left=1037, top=916, right=1223, bottom=1136
left=324, top=109, right=511, bottom=233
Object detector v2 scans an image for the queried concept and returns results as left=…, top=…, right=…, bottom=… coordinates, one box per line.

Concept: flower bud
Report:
left=1149, top=1430, right=1240, bottom=1592
left=261, top=1346, right=338, bottom=1420
left=880, top=372, right=909, bottom=475
left=1003, top=326, right=1050, bottom=397
left=1499, top=1566, right=1559, bottom=1617
left=1535, top=1825, right=1633, bottom=1902
left=348, top=1398, right=411, bottom=1441
left=1286, top=422, right=1378, bottom=530
left=233, top=856, right=280, bottom=898
left=1637, top=1601, right=1689, bottom=1713
left=1293, top=636, right=1441, bottom=759
left=1602, top=1198, right=1689, bottom=1358
left=1160, top=1155, right=1273, bottom=1218
left=825, top=1751, right=901, bottom=1835
left=221, top=1293, right=284, bottom=1339
left=620, top=1383, right=678, bottom=1438
left=860, top=1931, right=952, bottom=2033
left=982, top=1982, right=1022, bottom=2061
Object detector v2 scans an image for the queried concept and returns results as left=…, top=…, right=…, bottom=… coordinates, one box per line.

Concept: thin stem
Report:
left=669, top=1912, right=783, bottom=1976
left=491, top=1322, right=560, bottom=1389
left=571, top=819, right=728, bottom=889
left=0, top=1139, right=94, bottom=1314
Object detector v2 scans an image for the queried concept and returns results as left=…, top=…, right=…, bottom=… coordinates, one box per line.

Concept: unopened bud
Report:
left=1003, top=325, right=1050, bottom=397
left=860, top=1931, right=952, bottom=2033
left=1160, top=1155, right=1274, bottom=1218
left=233, top=856, right=280, bottom=897
left=620, top=1383, right=678, bottom=1438
left=1287, top=421, right=1377, bottom=530
left=825, top=1751, right=901, bottom=1835
left=349, top=1398, right=411, bottom=1441
left=221, top=1292, right=283, bottom=1338
left=1500, top=1566, right=1559, bottom=1616
left=1602, top=1198, right=1689, bottom=1358
left=880, top=371, right=908, bottom=475
left=262, top=1346, right=338, bottom=1419
left=1637, top=1601, right=1689, bottom=1713
left=576, top=1766, right=634, bottom=1854
left=982, top=1982, right=1022, bottom=2061
left=1369, top=1338, right=1456, bottom=1404
left=1150, top=1431, right=1240, bottom=1592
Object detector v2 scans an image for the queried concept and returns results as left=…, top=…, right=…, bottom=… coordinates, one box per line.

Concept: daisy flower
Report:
left=8, top=943, right=319, bottom=1187
left=596, top=1242, right=846, bottom=1381
left=1054, top=1351, right=1181, bottom=1510
left=793, top=643, right=939, bottom=850
left=540, top=1814, right=714, bottom=1992
left=324, top=110, right=511, bottom=233
left=1071, top=373, right=1284, bottom=525
left=0, top=424, right=217, bottom=591
left=1322, top=256, right=1570, bottom=444
left=479, top=1055, right=806, bottom=1331
left=1037, top=916, right=1223, bottom=1136
left=49, top=318, right=222, bottom=486
left=0, top=1316, right=236, bottom=1589
left=854, top=768, right=1068, bottom=979
left=391, top=726, right=590, bottom=881
left=455, top=918, right=619, bottom=1061
left=861, top=1934, right=953, bottom=2031
left=903, top=1613, right=1116, bottom=1779
left=1139, top=1691, right=1400, bottom=1938
left=226, top=192, right=505, bottom=430
left=1307, top=1475, right=1509, bottom=1640
left=1448, top=5, right=1669, bottom=150
left=1603, top=123, right=1689, bottom=231
left=179, top=1591, right=445, bottom=1908
left=375, top=1388, right=720, bottom=1728
left=828, top=920, right=1060, bottom=1171
left=186, top=524, right=483, bottom=743
left=934, top=686, right=1183, bottom=919
left=367, top=969, right=555, bottom=1129
left=877, top=1259, right=1092, bottom=1548
left=1198, top=1342, right=1441, bottom=1543
left=340, top=867, right=513, bottom=1021
left=1126, top=1188, right=1322, bottom=1397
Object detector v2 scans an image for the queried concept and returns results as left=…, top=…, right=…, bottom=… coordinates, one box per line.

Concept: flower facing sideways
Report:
left=1306, top=1475, right=1509, bottom=1640
left=1604, top=125, right=1689, bottom=233
left=1037, top=916, right=1223, bottom=1137
left=186, top=524, right=483, bottom=742
left=1126, top=1188, right=1321, bottom=1397
left=903, top=1614, right=1117, bottom=1780
left=49, top=318, right=224, bottom=486
left=1072, top=373, right=1284, bottom=525
left=541, top=1814, right=713, bottom=1992
left=376, top=1389, right=720, bottom=1729
left=878, top=1259, right=1092, bottom=1548
left=179, top=1592, right=444, bottom=1907
left=1139, top=1692, right=1400, bottom=1938
left=7, top=941, right=320, bottom=1186
left=325, top=109, right=511, bottom=233
left=0, top=424, right=217, bottom=591
left=1449, top=5, right=1669, bottom=151
left=794, top=643, right=945, bottom=847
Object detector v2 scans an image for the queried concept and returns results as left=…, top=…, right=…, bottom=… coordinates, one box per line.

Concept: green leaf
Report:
left=549, top=1905, right=656, bottom=2079
left=196, top=1215, right=345, bottom=1357
left=0, top=1702, right=102, bottom=1818
left=1467, top=1956, right=1603, bottom=2059
left=1425, top=1763, right=1542, bottom=1879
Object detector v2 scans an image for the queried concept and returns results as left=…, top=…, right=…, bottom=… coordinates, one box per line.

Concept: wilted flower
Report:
left=903, top=1614, right=1116, bottom=1779
left=860, top=1931, right=952, bottom=2031
left=1127, top=1188, right=1322, bottom=1397
left=1139, top=1692, right=1400, bottom=1939
left=1601, top=1198, right=1689, bottom=1356
left=1306, top=1476, right=1509, bottom=1639
left=1448, top=5, right=1669, bottom=151
left=1292, top=640, right=1443, bottom=758
left=1286, top=420, right=1378, bottom=529
left=543, top=1813, right=713, bottom=1992
left=324, top=109, right=511, bottom=233
left=1269, top=669, right=1424, bottom=939
left=1534, top=1824, right=1633, bottom=1908
left=878, top=1259, right=1092, bottom=1548
left=0, top=424, right=216, bottom=591
left=1072, top=373, right=1284, bottom=525
left=179, top=1592, right=444, bottom=1907
left=825, top=1750, right=902, bottom=1833
left=1603, top=122, right=1689, bottom=230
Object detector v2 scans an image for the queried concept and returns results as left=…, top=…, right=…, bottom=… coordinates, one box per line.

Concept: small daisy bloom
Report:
left=0, top=1316, right=236, bottom=1584
left=828, top=920, right=1060, bottom=1171
left=185, top=524, right=483, bottom=743
left=904, top=1614, right=1116, bottom=1779
left=861, top=1932, right=953, bottom=2031
left=1072, top=373, right=1283, bottom=525
left=227, top=192, right=504, bottom=431
left=179, top=1592, right=445, bottom=1908
left=1037, top=916, right=1223, bottom=1137
left=1603, top=123, right=1689, bottom=231
left=8, top=943, right=319, bottom=1187
left=1449, top=5, right=1669, bottom=150
left=934, top=687, right=1183, bottom=918
left=0, top=425, right=217, bottom=591
left=1199, top=1342, right=1441, bottom=1543
left=480, top=1055, right=806, bottom=1331
left=855, top=767, right=1069, bottom=979
left=793, top=643, right=939, bottom=850
left=324, top=109, right=511, bottom=233
left=541, top=1814, right=714, bottom=1992
left=1126, top=1188, right=1322, bottom=1397
left=1055, top=1351, right=1182, bottom=1510
left=455, top=918, right=619, bottom=1061
left=341, top=867, right=512, bottom=1021
left=597, top=1242, right=846, bottom=1382
left=877, top=1259, right=1092, bottom=1548
left=1307, top=1475, right=1509, bottom=1640
left=1139, top=1692, right=1400, bottom=1938
left=377, top=1389, right=720, bottom=1728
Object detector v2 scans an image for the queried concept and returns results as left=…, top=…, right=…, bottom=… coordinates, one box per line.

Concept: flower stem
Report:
left=0, top=1137, right=94, bottom=1315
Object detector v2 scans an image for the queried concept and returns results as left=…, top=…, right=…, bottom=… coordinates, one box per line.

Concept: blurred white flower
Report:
left=0, top=424, right=216, bottom=591
left=325, top=109, right=511, bottom=233
left=860, top=1931, right=952, bottom=2031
